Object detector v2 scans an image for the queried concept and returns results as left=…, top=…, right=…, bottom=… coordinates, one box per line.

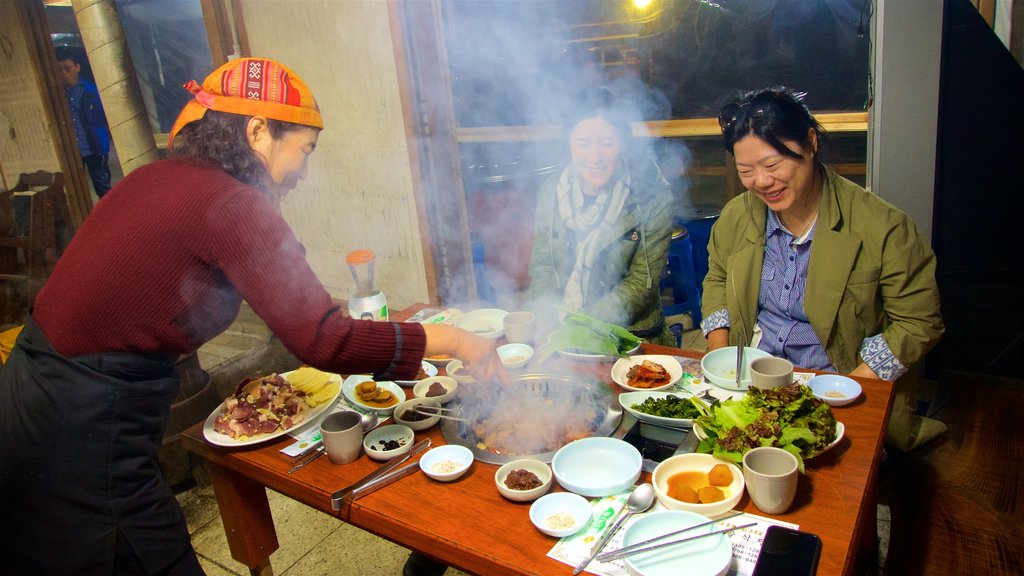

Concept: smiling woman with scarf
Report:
left=527, top=86, right=675, bottom=346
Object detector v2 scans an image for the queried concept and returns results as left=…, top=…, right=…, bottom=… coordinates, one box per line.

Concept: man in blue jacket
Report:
left=57, top=50, right=112, bottom=198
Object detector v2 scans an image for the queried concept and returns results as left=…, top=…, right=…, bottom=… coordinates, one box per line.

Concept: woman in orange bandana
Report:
left=0, top=58, right=504, bottom=575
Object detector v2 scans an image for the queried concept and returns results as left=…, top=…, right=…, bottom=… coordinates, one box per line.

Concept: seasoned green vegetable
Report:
left=536, top=310, right=641, bottom=363
left=691, top=383, right=837, bottom=472
left=630, top=395, right=701, bottom=419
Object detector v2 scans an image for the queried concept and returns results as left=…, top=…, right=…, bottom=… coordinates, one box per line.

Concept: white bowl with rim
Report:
left=413, top=375, right=458, bottom=404
left=495, top=458, right=552, bottom=502
left=807, top=374, right=863, bottom=407
left=622, top=510, right=733, bottom=576
left=362, top=424, right=415, bottom=461
left=454, top=308, right=509, bottom=340
left=497, top=343, right=534, bottom=369
left=551, top=437, right=642, bottom=497
left=393, top=398, right=442, bottom=431
left=611, top=355, right=685, bottom=392
left=529, top=492, right=591, bottom=538
left=444, top=359, right=477, bottom=385
left=418, top=444, right=473, bottom=482
left=651, top=453, right=744, bottom=517
left=700, top=346, right=772, bottom=390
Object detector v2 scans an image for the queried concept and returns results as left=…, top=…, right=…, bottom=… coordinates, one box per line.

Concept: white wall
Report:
left=239, top=0, right=428, bottom=309
left=868, top=0, right=943, bottom=240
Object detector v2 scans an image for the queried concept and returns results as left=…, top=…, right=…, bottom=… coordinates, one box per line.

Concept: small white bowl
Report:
left=495, top=459, right=553, bottom=502
left=552, top=437, right=642, bottom=497
left=497, top=343, right=534, bottom=369
left=393, top=398, right=442, bottom=431
left=444, top=359, right=477, bottom=385
left=651, top=453, right=744, bottom=517
left=611, top=355, right=685, bottom=392
left=529, top=492, right=591, bottom=538
left=807, top=374, right=863, bottom=407
left=700, top=346, right=772, bottom=391
left=362, top=424, right=415, bottom=461
left=454, top=308, right=509, bottom=341
left=413, top=375, right=458, bottom=404
left=622, top=510, right=733, bottom=576
left=418, top=444, right=473, bottom=481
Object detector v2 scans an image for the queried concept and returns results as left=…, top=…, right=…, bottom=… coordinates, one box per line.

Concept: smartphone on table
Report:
left=751, top=525, right=822, bottom=576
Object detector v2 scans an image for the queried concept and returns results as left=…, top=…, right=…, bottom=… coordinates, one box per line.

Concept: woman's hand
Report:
left=849, top=362, right=882, bottom=380
left=423, top=324, right=509, bottom=384
left=706, top=328, right=730, bottom=351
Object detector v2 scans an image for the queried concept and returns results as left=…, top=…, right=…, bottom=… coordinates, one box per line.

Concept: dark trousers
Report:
left=83, top=153, right=112, bottom=197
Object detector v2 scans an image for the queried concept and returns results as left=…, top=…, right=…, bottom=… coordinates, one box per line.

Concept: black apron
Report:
left=0, top=318, right=203, bottom=575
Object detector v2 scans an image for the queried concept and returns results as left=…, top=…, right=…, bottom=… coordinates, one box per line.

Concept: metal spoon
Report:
left=359, top=410, right=379, bottom=431
left=573, top=482, right=656, bottom=575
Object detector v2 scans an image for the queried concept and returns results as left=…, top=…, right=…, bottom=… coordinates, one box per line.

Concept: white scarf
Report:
left=555, top=165, right=630, bottom=312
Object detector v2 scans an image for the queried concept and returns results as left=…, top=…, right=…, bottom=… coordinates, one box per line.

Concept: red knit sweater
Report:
left=34, top=158, right=425, bottom=379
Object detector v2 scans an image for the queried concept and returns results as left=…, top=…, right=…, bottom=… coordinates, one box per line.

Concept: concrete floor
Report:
left=178, top=309, right=891, bottom=575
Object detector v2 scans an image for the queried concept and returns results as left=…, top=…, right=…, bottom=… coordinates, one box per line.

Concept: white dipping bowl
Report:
left=413, top=375, right=458, bottom=405
left=454, top=308, right=509, bottom=340
left=529, top=492, right=591, bottom=538
left=651, top=453, right=744, bottom=518
left=362, top=424, right=415, bottom=461
left=393, top=398, right=442, bottom=432
left=495, top=459, right=553, bottom=502
left=552, top=437, right=642, bottom=497
left=807, top=374, right=863, bottom=407
left=444, top=359, right=477, bottom=385
left=622, top=510, right=733, bottom=576
left=497, top=343, right=534, bottom=369
left=419, top=444, right=473, bottom=482
left=700, top=346, right=772, bottom=391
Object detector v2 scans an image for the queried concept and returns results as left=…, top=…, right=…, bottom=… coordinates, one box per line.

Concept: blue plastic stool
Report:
left=660, top=224, right=702, bottom=330
left=679, top=205, right=722, bottom=298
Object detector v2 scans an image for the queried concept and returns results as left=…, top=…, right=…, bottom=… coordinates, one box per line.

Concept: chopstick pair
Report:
left=287, top=444, right=325, bottom=474
left=595, top=512, right=753, bottom=563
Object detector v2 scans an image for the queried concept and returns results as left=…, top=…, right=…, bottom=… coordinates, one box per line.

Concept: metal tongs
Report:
left=413, top=405, right=467, bottom=422
left=330, top=438, right=431, bottom=510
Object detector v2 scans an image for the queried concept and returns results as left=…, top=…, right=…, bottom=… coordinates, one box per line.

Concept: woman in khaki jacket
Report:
left=702, top=87, right=943, bottom=381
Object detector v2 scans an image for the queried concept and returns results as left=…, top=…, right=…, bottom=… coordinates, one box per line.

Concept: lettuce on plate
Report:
left=691, top=383, right=838, bottom=472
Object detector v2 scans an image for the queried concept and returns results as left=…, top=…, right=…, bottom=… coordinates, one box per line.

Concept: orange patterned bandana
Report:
left=168, top=58, right=322, bottom=146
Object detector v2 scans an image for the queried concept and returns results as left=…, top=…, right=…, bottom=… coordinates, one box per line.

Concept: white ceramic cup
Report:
left=320, top=411, right=364, bottom=465
left=503, top=311, right=536, bottom=345
left=742, top=446, right=799, bottom=515
left=749, top=357, right=795, bottom=390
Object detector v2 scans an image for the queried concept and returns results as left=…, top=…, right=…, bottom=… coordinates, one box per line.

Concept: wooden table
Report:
left=182, top=311, right=894, bottom=576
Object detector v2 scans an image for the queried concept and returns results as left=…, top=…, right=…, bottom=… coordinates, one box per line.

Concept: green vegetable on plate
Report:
left=536, top=310, right=641, bottom=363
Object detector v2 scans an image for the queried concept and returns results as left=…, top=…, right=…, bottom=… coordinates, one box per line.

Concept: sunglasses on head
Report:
left=718, top=90, right=808, bottom=131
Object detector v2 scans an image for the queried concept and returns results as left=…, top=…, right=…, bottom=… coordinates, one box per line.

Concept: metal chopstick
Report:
left=290, top=440, right=324, bottom=464
left=596, top=521, right=756, bottom=563
left=735, top=345, right=744, bottom=388
left=412, top=407, right=468, bottom=422
left=599, top=511, right=743, bottom=558
left=287, top=446, right=325, bottom=474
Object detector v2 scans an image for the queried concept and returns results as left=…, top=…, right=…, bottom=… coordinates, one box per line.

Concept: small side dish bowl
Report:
left=700, top=346, right=772, bottom=391
left=651, top=453, right=744, bottom=517
left=552, top=437, right=642, bottom=497
left=497, top=343, right=534, bottom=369
left=611, top=355, right=685, bottom=392
left=454, top=308, right=509, bottom=341
left=621, top=510, right=733, bottom=576
left=495, top=458, right=553, bottom=502
left=419, top=444, right=473, bottom=482
left=362, top=424, right=415, bottom=461
left=807, top=374, right=863, bottom=407
left=444, top=359, right=477, bottom=385
left=413, top=375, right=458, bottom=404
left=393, top=398, right=442, bottom=431
left=529, top=492, right=591, bottom=538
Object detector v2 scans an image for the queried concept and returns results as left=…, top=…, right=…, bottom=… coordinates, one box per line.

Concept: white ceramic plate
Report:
left=422, top=355, right=454, bottom=366
left=623, top=510, right=732, bottom=576
left=342, top=375, right=406, bottom=415
left=693, top=421, right=845, bottom=458
left=395, top=360, right=438, bottom=386
left=619, top=390, right=697, bottom=428
left=556, top=342, right=641, bottom=363
left=611, top=355, right=684, bottom=391
left=202, top=370, right=342, bottom=447
left=453, top=308, right=508, bottom=340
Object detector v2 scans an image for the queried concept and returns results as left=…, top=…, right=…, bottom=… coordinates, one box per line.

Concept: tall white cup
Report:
left=320, top=411, right=364, bottom=464
left=503, top=311, right=536, bottom=345
left=742, top=446, right=799, bottom=515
